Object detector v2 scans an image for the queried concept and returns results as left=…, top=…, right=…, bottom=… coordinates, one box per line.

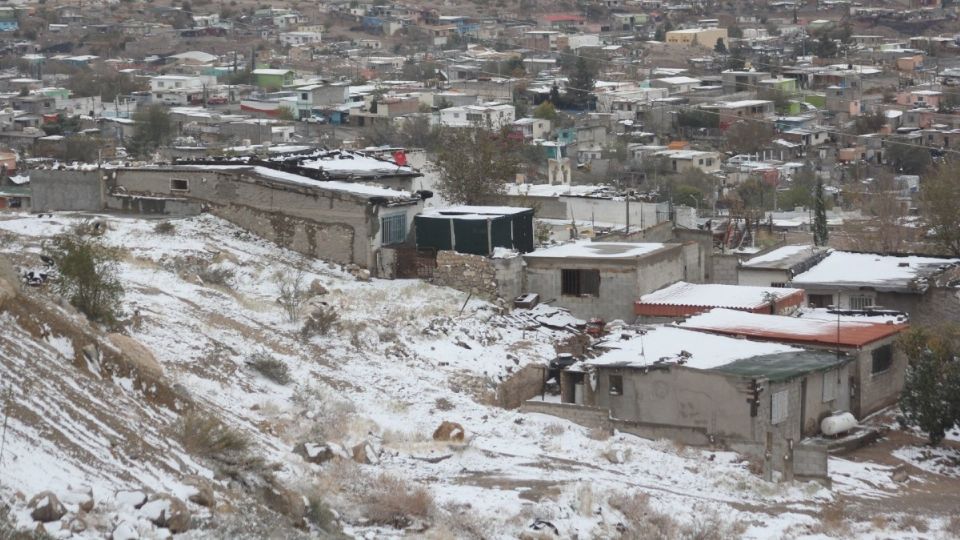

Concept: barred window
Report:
left=849, top=295, right=874, bottom=310
left=381, top=214, right=406, bottom=245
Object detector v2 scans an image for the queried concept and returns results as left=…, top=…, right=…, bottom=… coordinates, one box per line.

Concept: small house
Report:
left=522, top=241, right=703, bottom=321
left=680, top=308, right=908, bottom=419
left=563, top=326, right=852, bottom=443
left=634, top=281, right=806, bottom=321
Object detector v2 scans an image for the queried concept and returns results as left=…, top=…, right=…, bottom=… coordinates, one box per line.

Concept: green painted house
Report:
left=252, top=68, right=295, bottom=90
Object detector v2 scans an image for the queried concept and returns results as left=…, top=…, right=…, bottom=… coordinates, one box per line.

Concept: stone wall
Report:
left=497, top=364, right=546, bottom=409
left=433, top=250, right=524, bottom=300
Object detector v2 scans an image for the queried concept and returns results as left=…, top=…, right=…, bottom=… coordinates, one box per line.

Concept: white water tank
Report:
left=821, top=411, right=858, bottom=436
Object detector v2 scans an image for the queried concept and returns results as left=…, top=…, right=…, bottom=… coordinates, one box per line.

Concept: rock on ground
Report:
left=28, top=491, right=67, bottom=523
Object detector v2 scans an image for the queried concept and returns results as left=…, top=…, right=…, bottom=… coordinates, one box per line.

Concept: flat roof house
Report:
left=415, top=206, right=534, bottom=256
left=681, top=308, right=908, bottom=419
left=563, top=326, right=852, bottom=445
left=522, top=241, right=704, bottom=321
left=790, top=251, right=958, bottom=314
left=739, top=245, right=830, bottom=287
left=30, top=165, right=423, bottom=273
left=634, top=281, right=806, bottom=320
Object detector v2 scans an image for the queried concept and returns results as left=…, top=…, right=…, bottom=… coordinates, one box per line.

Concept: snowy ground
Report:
left=0, top=212, right=957, bottom=538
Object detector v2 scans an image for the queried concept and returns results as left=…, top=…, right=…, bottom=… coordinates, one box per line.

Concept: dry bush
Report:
left=575, top=483, right=594, bottom=516
left=946, top=516, right=960, bottom=536
left=306, top=495, right=341, bottom=536
left=245, top=352, right=291, bottom=385
left=429, top=503, right=493, bottom=539
left=588, top=425, right=611, bottom=441
left=153, top=221, right=175, bottom=235
left=433, top=397, right=454, bottom=412
left=291, top=384, right=357, bottom=441
left=544, top=423, right=566, bottom=436
left=813, top=497, right=850, bottom=537
left=365, top=474, right=434, bottom=528
left=300, top=305, right=339, bottom=340
left=177, top=411, right=262, bottom=478
left=198, top=265, right=235, bottom=286
left=681, top=509, right=747, bottom=540
left=897, top=514, right=928, bottom=533
left=869, top=514, right=889, bottom=530
left=608, top=491, right=679, bottom=540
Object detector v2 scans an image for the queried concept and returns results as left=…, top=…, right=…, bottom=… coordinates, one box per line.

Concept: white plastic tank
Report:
left=821, top=412, right=858, bottom=436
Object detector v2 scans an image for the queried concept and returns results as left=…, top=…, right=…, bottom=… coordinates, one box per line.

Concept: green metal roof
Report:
left=708, top=350, right=850, bottom=382
left=0, top=186, right=30, bottom=197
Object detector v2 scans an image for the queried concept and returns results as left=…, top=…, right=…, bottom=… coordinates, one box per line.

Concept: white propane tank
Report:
left=821, top=412, right=858, bottom=436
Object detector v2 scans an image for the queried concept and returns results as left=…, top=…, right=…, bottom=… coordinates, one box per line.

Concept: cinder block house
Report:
left=522, top=241, right=704, bottom=321
left=680, top=308, right=908, bottom=419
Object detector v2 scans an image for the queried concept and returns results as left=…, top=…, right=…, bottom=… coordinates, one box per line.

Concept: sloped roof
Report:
left=680, top=308, right=907, bottom=348
left=791, top=251, right=958, bottom=293
left=637, top=282, right=804, bottom=310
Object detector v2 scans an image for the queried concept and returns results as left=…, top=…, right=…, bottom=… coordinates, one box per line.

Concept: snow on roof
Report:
left=680, top=308, right=907, bottom=348
left=171, top=164, right=413, bottom=198
left=655, top=76, right=701, bottom=85
left=588, top=325, right=799, bottom=370
left=791, top=251, right=958, bottom=292
left=422, top=205, right=531, bottom=217
left=252, top=68, right=293, bottom=75
left=637, top=282, right=804, bottom=310
left=505, top=183, right=612, bottom=198
left=525, top=241, right=668, bottom=260
left=168, top=51, right=218, bottom=63
left=742, top=244, right=825, bottom=270
left=297, top=150, right=417, bottom=176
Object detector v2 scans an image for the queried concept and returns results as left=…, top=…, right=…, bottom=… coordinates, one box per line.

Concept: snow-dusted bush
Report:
left=246, top=352, right=291, bottom=385
left=364, top=474, right=434, bottom=529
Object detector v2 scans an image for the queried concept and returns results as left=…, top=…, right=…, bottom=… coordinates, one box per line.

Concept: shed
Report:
left=414, top=206, right=534, bottom=256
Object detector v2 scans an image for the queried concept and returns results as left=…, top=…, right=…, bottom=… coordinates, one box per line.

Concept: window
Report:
left=301, top=93, right=308, bottom=100
left=822, top=370, right=837, bottom=402
left=771, top=389, right=789, bottom=425
left=849, top=295, right=874, bottom=310
left=871, top=344, right=893, bottom=374
left=770, top=282, right=786, bottom=288
left=609, top=374, right=623, bottom=396
left=381, top=214, right=406, bottom=245
left=170, top=178, right=189, bottom=192
left=809, top=294, right=832, bottom=308
left=561, top=269, right=600, bottom=297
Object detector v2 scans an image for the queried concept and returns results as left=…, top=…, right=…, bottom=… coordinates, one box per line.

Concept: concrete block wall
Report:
left=30, top=170, right=104, bottom=212
left=520, top=401, right=613, bottom=431
left=711, top=254, right=740, bottom=284
left=433, top=250, right=523, bottom=301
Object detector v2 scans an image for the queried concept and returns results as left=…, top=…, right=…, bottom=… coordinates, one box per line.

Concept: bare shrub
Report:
left=306, top=495, right=341, bottom=536
left=946, top=516, right=960, bottom=536
left=300, top=304, right=339, bottom=340
left=275, top=269, right=306, bottom=323
left=365, top=474, right=434, bottom=528
left=544, top=423, right=565, bottom=436
left=433, top=397, right=454, bottom=412
left=575, top=482, right=594, bottom=516
left=246, top=352, right=291, bottom=385
left=198, top=265, right=235, bottom=286
left=291, top=385, right=357, bottom=441
left=681, top=509, right=747, bottom=540
left=813, top=497, right=850, bottom=536
left=153, top=221, right=176, bottom=235
left=176, top=412, right=262, bottom=478
left=608, top=491, right=679, bottom=540
left=588, top=425, right=611, bottom=440
left=897, top=514, right=928, bottom=533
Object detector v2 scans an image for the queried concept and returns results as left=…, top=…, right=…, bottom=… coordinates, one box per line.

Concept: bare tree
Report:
left=275, top=270, right=306, bottom=323
left=433, top=126, right=521, bottom=205
left=920, top=165, right=960, bottom=256
left=725, top=120, right=775, bottom=155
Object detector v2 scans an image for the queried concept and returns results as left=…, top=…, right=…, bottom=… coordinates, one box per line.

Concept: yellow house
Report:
left=665, top=27, right=728, bottom=49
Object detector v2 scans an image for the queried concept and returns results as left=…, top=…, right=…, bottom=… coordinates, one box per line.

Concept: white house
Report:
left=280, top=31, right=322, bottom=47
left=439, top=102, right=515, bottom=129
left=149, top=75, right=212, bottom=105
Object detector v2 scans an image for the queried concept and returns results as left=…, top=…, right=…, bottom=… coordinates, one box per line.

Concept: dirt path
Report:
left=837, top=428, right=960, bottom=517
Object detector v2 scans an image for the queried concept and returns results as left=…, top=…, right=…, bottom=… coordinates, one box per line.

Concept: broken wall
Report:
left=432, top=250, right=524, bottom=300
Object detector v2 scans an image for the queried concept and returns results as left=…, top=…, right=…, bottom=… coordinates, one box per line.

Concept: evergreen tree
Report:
left=128, top=105, right=173, bottom=158
left=567, top=57, right=596, bottom=110
left=813, top=179, right=829, bottom=246
left=714, top=38, right=727, bottom=54
left=898, top=327, right=960, bottom=446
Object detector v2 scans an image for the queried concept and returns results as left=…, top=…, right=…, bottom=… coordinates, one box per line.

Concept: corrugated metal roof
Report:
left=637, top=282, right=805, bottom=310
left=680, top=308, right=907, bottom=348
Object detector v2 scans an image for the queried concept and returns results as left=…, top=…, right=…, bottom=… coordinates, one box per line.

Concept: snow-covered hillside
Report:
left=0, top=212, right=954, bottom=539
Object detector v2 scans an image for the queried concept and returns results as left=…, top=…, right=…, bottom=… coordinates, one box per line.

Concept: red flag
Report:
left=392, top=150, right=407, bottom=167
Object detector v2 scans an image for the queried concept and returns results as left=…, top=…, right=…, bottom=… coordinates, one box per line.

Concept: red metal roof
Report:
left=679, top=309, right=908, bottom=348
